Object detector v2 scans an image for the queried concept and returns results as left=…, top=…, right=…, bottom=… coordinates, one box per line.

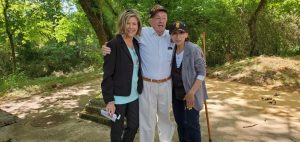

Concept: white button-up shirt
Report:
left=138, top=27, right=174, bottom=80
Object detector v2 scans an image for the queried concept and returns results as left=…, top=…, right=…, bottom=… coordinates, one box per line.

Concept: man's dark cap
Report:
left=149, top=4, right=167, bottom=18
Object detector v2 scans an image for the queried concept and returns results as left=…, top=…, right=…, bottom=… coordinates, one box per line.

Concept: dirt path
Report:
left=202, top=80, right=300, bottom=142
left=0, top=79, right=299, bottom=142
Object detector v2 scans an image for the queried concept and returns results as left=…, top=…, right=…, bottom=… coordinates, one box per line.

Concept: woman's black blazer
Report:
left=101, top=34, right=143, bottom=104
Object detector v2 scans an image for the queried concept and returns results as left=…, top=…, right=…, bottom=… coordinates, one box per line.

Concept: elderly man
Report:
left=102, top=5, right=175, bottom=142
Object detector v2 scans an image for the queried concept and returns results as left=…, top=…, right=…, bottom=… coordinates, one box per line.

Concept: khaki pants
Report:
left=139, top=79, right=175, bottom=142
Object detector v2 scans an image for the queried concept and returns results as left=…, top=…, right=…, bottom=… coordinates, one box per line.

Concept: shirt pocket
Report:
left=166, top=47, right=174, bottom=63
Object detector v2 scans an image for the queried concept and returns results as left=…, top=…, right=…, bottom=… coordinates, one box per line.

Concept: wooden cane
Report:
left=202, top=32, right=212, bottom=142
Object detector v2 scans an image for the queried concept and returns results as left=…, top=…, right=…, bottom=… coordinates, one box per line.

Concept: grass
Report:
left=0, top=68, right=102, bottom=98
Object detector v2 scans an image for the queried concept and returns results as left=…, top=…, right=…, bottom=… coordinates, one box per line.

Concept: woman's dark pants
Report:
left=111, top=99, right=139, bottom=142
left=172, top=97, right=201, bottom=142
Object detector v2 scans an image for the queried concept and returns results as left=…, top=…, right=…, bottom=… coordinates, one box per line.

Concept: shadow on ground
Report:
left=0, top=78, right=299, bottom=142
left=201, top=79, right=300, bottom=142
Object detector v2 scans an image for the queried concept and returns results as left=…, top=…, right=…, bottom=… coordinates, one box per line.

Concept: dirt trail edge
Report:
left=0, top=79, right=299, bottom=142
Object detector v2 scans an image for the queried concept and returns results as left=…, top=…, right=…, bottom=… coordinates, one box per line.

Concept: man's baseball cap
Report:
left=149, top=4, right=167, bottom=18
left=169, top=21, right=188, bottom=34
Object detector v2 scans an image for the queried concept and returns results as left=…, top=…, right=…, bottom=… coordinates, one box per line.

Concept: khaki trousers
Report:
left=139, top=79, right=175, bottom=142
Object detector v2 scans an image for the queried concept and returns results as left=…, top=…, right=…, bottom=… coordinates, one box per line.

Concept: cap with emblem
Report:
left=169, top=21, right=188, bottom=35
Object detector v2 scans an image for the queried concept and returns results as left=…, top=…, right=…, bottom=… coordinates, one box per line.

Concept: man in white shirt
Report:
left=103, top=5, right=175, bottom=142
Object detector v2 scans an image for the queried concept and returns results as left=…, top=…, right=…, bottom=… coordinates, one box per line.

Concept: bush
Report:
left=42, top=44, right=80, bottom=73
left=0, top=72, right=28, bottom=91
left=16, top=44, right=102, bottom=78
left=0, top=49, right=13, bottom=76
left=78, top=46, right=103, bottom=68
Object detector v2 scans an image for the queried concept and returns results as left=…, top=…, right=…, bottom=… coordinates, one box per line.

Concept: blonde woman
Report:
left=101, top=9, right=143, bottom=142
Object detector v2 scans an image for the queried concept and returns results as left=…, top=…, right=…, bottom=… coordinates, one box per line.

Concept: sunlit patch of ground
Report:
left=208, top=55, right=300, bottom=90
left=1, top=85, right=41, bottom=101
left=0, top=79, right=100, bottom=119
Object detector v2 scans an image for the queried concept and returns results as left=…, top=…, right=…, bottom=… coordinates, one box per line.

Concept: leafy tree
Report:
left=1, top=0, right=16, bottom=72
left=0, top=0, right=100, bottom=77
left=0, top=0, right=299, bottom=79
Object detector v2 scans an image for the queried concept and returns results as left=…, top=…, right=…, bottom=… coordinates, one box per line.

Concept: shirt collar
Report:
left=150, top=27, right=168, bottom=37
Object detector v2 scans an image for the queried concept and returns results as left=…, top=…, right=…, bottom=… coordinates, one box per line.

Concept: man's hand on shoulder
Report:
left=102, top=42, right=111, bottom=56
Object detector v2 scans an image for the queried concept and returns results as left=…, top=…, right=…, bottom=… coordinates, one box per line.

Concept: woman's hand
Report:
left=106, top=101, right=116, bottom=117
left=184, top=91, right=195, bottom=110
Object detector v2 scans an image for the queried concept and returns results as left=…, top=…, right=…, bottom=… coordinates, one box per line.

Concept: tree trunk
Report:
left=248, top=0, right=267, bottom=56
left=78, top=0, right=108, bottom=45
left=102, top=0, right=117, bottom=40
left=3, top=0, right=16, bottom=73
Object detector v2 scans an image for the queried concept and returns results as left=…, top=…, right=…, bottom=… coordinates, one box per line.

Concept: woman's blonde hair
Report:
left=117, top=9, right=142, bottom=36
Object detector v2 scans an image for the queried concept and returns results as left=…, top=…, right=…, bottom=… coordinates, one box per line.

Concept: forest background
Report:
left=0, top=0, right=299, bottom=95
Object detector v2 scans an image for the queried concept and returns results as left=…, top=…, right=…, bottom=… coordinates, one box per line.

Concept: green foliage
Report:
left=0, top=47, right=12, bottom=75
left=0, top=72, right=28, bottom=91
left=0, top=0, right=100, bottom=78
left=16, top=43, right=102, bottom=78
left=166, top=0, right=250, bottom=65
left=0, top=0, right=300, bottom=84
left=55, top=17, right=74, bottom=42
left=167, top=0, right=299, bottom=65
left=41, top=45, right=79, bottom=73
left=4, top=1, right=55, bottom=45
left=0, top=69, right=101, bottom=96
left=79, top=46, right=103, bottom=68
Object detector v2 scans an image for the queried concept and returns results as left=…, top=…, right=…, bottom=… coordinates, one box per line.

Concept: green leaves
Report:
left=0, top=0, right=99, bottom=77
left=55, top=17, right=75, bottom=42
left=0, top=0, right=299, bottom=78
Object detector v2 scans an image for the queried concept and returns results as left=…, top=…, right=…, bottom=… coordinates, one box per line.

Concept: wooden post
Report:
left=202, top=32, right=212, bottom=142
left=203, top=32, right=206, bottom=57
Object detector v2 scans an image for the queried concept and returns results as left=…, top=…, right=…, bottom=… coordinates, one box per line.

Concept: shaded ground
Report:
left=0, top=78, right=299, bottom=142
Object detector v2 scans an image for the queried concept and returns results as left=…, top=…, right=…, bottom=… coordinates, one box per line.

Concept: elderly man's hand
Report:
left=102, top=42, right=111, bottom=56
